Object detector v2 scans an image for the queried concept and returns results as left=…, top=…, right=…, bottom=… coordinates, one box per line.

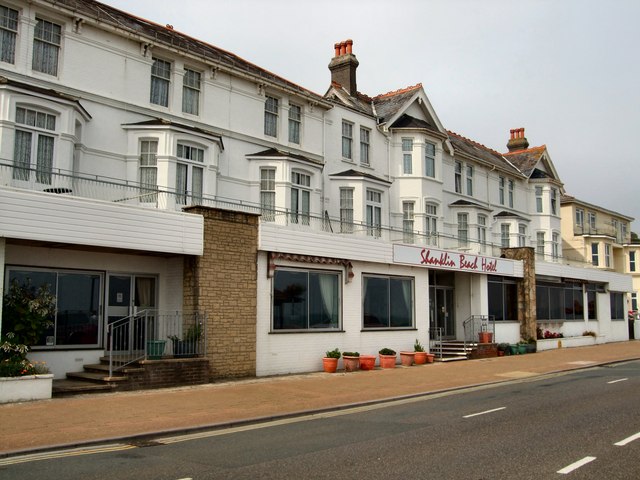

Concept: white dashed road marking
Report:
left=462, top=407, right=506, bottom=418
left=557, top=456, right=596, bottom=474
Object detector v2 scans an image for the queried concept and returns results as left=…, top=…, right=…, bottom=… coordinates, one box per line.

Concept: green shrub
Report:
left=325, top=348, right=341, bottom=359
left=379, top=348, right=396, bottom=355
left=343, top=351, right=360, bottom=357
left=414, top=339, right=425, bottom=352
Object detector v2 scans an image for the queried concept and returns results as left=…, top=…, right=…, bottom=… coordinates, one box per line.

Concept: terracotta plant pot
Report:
left=379, top=354, right=397, bottom=369
left=359, top=355, right=376, bottom=370
left=322, top=357, right=338, bottom=373
left=400, top=351, right=415, bottom=366
left=478, top=332, right=493, bottom=344
left=426, top=353, right=435, bottom=363
left=414, top=352, right=427, bottom=365
left=343, top=355, right=360, bottom=372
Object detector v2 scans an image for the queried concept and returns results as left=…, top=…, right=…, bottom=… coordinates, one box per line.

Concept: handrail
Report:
left=107, top=309, right=207, bottom=377
left=463, top=315, right=496, bottom=346
left=429, top=327, right=444, bottom=359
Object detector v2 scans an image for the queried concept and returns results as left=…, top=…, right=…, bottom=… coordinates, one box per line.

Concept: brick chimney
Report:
left=506, top=128, right=530, bottom=152
left=329, top=39, right=359, bottom=96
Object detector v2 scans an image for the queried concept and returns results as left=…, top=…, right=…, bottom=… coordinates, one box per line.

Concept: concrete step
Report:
left=84, top=363, right=144, bottom=375
left=66, top=371, right=127, bottom=383
left=52, top=379, right=117, bottom=397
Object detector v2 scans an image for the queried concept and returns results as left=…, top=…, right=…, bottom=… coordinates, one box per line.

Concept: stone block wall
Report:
left=183, top=207, right=259, bottom=379
left=501, top=247, right=537, bottom=341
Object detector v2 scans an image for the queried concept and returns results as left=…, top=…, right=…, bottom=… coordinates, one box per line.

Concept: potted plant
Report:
left=517, top=340, right=527, bottom=354
left=497, top=343, right=510, bottom=356
left=323, top=348, right=340, bottom=373
left=378, top=348, right=397, bottom=369
left=359, top=354, right=376, bottom=370
left=169, top=322, right=202, bottom=358
left=413, top=339, right=427, bottom=365
left=399, top=350, right=415, bottom=366
left=524, top=337, right=537, bottom=354
left=342, top=351, right=360, bottom=372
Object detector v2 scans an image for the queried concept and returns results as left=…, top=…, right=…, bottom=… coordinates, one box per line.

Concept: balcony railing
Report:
left=1, top=160, right=599, bottom=267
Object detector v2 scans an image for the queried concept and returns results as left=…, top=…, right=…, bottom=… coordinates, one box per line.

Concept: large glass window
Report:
left=288, top=104, right=301, bottom=144
left=0, top=5, right=18, bottom=64
left=13, top=107, right=56, bottom=184
left=563, top=282, right=584, bottom=320
left=363, top=275, right=413, bottom=329
left=260, top=168, right=276, bottom=221
left=272, top=269, right=340, bottom=330
left=537, top=281, right=600, bottom=321
left=488, top=276, right=517, bottom=321
left=610, top=292, right=625, bottom=320
left=182, top=68, right=201, bottom=115
left=264, top=96, right=278, bottom=137
left=150, top=58, right=171, bottom=107
left=4, top=268, right=102, bottom=347
left=290, top=171, right=310, bottom=225
left=33, top=18, right=61, bottom=76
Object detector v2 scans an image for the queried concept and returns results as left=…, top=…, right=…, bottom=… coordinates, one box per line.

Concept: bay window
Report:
left=458, top=213, right=468, bottom=247
left=290, top=171, right=310, bottom=225
left=366, top=189, right=382, bottom=237
left=340, top=188, right=354, bottom=233
left=363, top=275, right=414, bottom=329
left=402, top=138, right=413, bottom=174
left=272, top=269, right=340, bottom=330
left=425, top=203, right=438, bottom=245
left=139, top=140, right=158, bottom=203
left=403, top=201, right=414, bottom=243
left=260, top=168, right=276, bottom=221
left=175, top=143, right=204, bottom=205
left=13, top=106, right=56, bottom=184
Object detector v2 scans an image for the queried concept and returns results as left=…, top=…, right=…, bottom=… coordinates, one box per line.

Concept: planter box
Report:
left=0, top=374, right=53, bottom=404
left=536, top=335, right=597, bottom=352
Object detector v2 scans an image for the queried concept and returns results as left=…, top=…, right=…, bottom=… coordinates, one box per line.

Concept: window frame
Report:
left=501, top=223, right=510, bottom=248
left=288, top=103, right=301, bottom=144
left=272, top=268, right=342, bottom=331
left=341, top=120, right=353, bottom=159
left=518, top=224, right=526, bottom=248
left=360, top=127, right=370, bottom=165
left=630, top=251, right=636, bottom=272
left=402, top=201, right=414, bottom=243
left=32, top=17, right=62, bottom=76
left=498, top=176, right=505, bottom=205
left=536, top=232, right=545, bottom=257
left=339, top=187, right=354, bottom=233
left=264, top=95, right=279, bottom=137
left=465, top=165, right=474, bottom=196
left=425, top=202, right=438, bottom=245
left=290, top=170, right=311, bottom=225
left=150, top=57, right=171, bottom=107
left=139, top=139, right=158, bottom=203
left=0, top=5, right=19, bottom=64
left=260, top=167, right=276, bottom=222
left=454, top=161, right=462, bottom=193
left=425, top=141, right=435, bottom=178
left=535, top=186, right=543, bottom=213
left=13, top=106, right=57, bottom=185
left=366, top=188, right=382, bottom=237
left=362, top=274, right=414, bottom=329
left=182, top=67, right=201, bottom=115
left=508, top=179, right=514, bottom=208
left=175, top=142, right=205, bottom=205
left=402, top=138, right=413, bottom=175
left=457, top=212, right=469, bottom=247
left=591, top=242, right=599, bottom=266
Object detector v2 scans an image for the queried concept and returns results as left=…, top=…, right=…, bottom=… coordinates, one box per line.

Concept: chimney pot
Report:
left=340, top=42, right=346, bottom=56
left=329, top=39, right=359, bottom=96
left=506, top=127, right=529, bottom=152
left=345, top=39, right=353, bottom=54
left=334, top=43, right=341, bottom=57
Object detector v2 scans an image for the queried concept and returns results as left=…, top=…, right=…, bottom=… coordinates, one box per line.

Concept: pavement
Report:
left=1, top=341, right=639, bottom=457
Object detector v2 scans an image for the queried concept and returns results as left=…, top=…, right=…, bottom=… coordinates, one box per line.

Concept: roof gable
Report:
left=503, top=145, right=562, bottom=184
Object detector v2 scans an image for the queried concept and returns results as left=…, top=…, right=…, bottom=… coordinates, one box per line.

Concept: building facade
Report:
left=0, top=0, right=632, bottom=380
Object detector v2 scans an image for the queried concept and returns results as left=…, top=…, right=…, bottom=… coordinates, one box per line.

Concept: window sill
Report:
left=361, top=327, right=417, bottom=332
left=269, top=329, right=345, bottom=334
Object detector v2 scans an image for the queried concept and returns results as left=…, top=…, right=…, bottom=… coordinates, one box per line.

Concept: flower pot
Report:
left=478, top=332, right=493, bottom=344
left=0, top=374, right=53, bottom=404
left=343, top=355, right=360, bottom=372
left=497, top=350, right=505, bottom=356
left=146, top=340, right=166, bottom=360
left=426, top=353, right=435, bottom=363
left=379, top=354, right=397, bottom=369
left=359, top=355, right=376, bottom=370
left=414, top=352, right=427, bottom=365
left=509, top=344, right=518, bottom=355
left=400, top=351, right=415, bottom=366
left=518, top=344, right=527, bottom=354
left=322, top=357, right=338, bottom=373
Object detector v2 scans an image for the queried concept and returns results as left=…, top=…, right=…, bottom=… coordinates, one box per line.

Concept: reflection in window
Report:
left=363, top=275, right=413, bottom=329
left=272, top=269, right=340, bottom=330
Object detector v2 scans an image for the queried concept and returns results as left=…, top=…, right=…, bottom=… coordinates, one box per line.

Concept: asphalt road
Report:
left=2, top=361, right=640, bottom=479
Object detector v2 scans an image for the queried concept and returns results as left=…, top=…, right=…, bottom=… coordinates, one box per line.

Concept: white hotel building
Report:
left=0, top=0, right=632, bottom=384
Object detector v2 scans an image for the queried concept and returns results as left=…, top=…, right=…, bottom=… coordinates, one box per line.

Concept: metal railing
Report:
left=429, top=327, right=444, bottom=360
left=107, top=310, right=207, bottom=377
left=463, top=315, right=495, bottom=347
left=0, top=160, right=603, bottom=268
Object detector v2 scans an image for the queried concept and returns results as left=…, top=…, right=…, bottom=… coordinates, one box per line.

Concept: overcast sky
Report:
left=105, top=0, right=640, bottom=231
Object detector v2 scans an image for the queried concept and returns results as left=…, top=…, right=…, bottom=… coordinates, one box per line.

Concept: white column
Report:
left=0, top=237, right=5, bottom=337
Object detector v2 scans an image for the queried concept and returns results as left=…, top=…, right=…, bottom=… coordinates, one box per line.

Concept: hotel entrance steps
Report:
left=53, top=357, right=144, bottom=397
left=433, top=341, right=475, bottom=361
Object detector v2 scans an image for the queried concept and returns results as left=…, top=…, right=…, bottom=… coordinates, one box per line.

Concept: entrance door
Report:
left=106, top=275, right=157, bottom=350
left=430, top=286, right=455, bottom=339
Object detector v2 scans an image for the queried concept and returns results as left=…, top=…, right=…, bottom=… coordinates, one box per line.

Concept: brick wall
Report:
left=183, top=207, right=259, bottom=379
left=121, top=358, right=210, bottom=391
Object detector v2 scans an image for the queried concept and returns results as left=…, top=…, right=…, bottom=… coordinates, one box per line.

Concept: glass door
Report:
left=106, top=274, right=156, bottom=350
left=430, top=286, right=455, bottom=339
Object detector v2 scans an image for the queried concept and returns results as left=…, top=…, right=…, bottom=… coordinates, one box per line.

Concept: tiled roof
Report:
left=49, top=0, right=328, bottom=104
left=325, top=84, right=374, bottom=116
left=329, top=169, right=391, bottom=184
left=123, top=118, right=222, bottom=144
left=502, top=146, right=547, bottom=177
left=246, top=148, right=323, bottom=165
left=372, top=83, right=422, bottom=123
left=447, top=131, right=522, bottom=175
